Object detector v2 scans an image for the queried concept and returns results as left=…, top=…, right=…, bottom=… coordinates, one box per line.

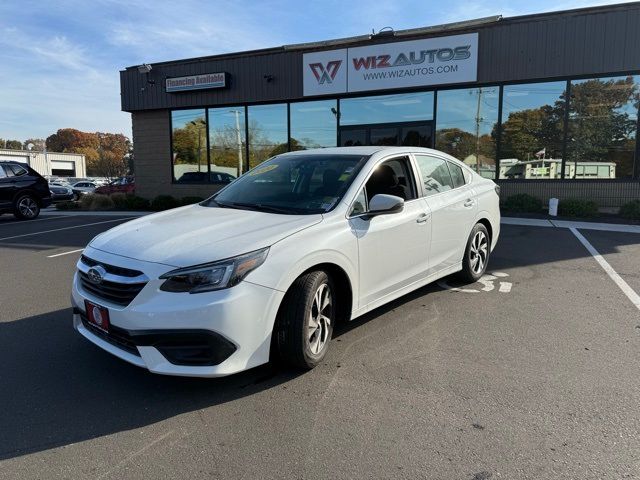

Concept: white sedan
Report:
left=71, top=147, right=500, bottom=377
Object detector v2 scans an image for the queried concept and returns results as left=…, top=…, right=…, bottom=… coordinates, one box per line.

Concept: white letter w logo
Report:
left=309, top=61, right=342, bottom=84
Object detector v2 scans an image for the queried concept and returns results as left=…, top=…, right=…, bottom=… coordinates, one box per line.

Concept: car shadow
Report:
left=0, top=307, right=301, bottom=461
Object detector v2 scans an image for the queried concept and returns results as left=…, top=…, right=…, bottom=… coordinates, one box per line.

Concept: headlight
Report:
left=159, top=247, right=269, bottom=293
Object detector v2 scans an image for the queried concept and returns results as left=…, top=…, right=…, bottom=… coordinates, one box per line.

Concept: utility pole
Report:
left=474, top=88, right=482, bottom=174
left=230, top=110, right=243, bottom=176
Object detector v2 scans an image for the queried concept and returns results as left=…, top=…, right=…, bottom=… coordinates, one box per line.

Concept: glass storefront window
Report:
left=340, top=92, right=434, bottom=125
left=290, top=100, right=337, bottom=150
left=566, top=75, right=638, bottom=179
left=209, top=106, right=246, bottom=178
left=436, top=87, right=499, bottom=179
left=498, top=81, right=566, bottom=179
left=247, top=104, right=288, bottom=169
left=171, top=109, right=207, bottom=183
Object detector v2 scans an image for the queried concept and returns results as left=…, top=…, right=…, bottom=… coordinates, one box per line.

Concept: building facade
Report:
left=120, top=3, right=640, bottom=207
left=0, top=149, right=86, bottom=178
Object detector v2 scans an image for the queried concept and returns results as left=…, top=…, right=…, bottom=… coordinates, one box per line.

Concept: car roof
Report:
left=278, top=146, right=460, bottom=158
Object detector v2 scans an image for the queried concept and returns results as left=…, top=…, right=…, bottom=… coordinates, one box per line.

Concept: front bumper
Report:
left=71, top=246, right=284, bottom=377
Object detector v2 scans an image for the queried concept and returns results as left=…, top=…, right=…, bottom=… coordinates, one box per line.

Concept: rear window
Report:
left=7, top=164, right=28, bottom=176
left=0, top=165, right=6, bottom=178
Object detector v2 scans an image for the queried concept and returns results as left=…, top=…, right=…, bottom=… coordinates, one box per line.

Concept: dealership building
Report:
left=120, top=2, right=640, bottom=207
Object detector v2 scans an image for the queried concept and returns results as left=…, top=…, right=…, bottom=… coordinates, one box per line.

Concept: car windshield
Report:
left=204, top=154, right=369, bottom=214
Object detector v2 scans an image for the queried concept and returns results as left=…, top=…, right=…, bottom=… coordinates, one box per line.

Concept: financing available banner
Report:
left=303, top=33, right=478, bottom=96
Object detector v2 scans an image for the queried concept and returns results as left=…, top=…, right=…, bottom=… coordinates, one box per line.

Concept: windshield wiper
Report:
left=215, top=201, right=295, bottom=215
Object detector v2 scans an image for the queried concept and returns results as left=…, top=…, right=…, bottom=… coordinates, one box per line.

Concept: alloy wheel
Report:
left=307, top=283, right=333, bottom=355
left=18, top=197, right=38, bottom=219
left=469, top=230, right=488, bottom=275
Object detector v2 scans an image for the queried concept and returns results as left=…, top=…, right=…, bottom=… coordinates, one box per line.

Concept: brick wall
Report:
left=497, top=180, right=640, bottom=208
left=132, top=110, right=224, bottom=200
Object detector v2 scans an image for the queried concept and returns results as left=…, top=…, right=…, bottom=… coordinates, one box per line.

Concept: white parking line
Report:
left=0, top=215, right=79, bottom=226
left=47, top=248, right=84, bottom=258
left=570, top=227, right=640, bottom=311
left=0, top=218, right=129, bottom=242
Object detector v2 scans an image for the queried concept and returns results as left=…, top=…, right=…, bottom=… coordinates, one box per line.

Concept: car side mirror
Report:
left=364, top=194, right=404, bottom=219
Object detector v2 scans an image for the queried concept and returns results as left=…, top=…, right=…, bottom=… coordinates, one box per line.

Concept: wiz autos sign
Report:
left=303, top=33, right=478, bottom=96
left=166, top=72, right=227, bottom=93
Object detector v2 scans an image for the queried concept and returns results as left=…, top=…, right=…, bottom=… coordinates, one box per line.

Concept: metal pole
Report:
left=233, top=110, right=243, bottom=176
left=475, top=88, right=482, bottom=174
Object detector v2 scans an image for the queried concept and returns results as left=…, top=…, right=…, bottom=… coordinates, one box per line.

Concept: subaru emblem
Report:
left=87, top=265, right=106, bottom=285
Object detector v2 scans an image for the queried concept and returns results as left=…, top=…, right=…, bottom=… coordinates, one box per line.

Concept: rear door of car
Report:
left=412, top=154, right=477, bottom=276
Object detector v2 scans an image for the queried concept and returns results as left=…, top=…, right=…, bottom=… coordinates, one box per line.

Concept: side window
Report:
left=0, top=166, right=6, bottom=178
left=364, top=157, right=417, bottom=202
left=414, top=155, right=454, bottom=196
left=350, top=188, right=367, bottom=216
left=448, top=162, right=466, bottom=188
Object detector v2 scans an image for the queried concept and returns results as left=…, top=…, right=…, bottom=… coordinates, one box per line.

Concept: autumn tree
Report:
left=46, top=128, right=130, bottom=177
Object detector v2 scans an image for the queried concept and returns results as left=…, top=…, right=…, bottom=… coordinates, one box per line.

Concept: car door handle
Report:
left=416, top=213, right=430, bottom=224
left=464, top=199, right=474, bottom=207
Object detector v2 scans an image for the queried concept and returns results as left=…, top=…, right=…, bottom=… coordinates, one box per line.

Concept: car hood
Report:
left=89, top=204, right=323, bottom=267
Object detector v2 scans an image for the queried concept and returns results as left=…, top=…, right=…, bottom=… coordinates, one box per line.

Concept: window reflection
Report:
left=340, top=92, right=434, bottom=125
left=209, top=106, right=246, bottom=178
left=436, top=87, right=499, bottom=179
left=290, top=100, right=337, bottom=150
left=248, top=104, right=288, bottom=168
left=567, top=76, right=638, bottom=179
left=171, top=109, right=207, bottom=183
left=498, top=82, right=566, bottom=179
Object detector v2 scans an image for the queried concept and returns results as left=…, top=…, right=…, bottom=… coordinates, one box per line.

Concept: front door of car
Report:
left=348, top=156, right=432, bottom=308
left=413, top=154, right=477, bottom=275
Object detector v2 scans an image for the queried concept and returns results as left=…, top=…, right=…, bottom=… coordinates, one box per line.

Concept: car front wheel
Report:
left=459, top=223, right=490, bottom=283
left=274, top=270, right=335, bottom=369
left=14, top=194, right=40, bottom=220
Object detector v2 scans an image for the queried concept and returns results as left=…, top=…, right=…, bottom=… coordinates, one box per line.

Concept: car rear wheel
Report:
left=14, top=194, right=40, bottom=220
left=458, top=223, right=490, bottom=283
left=274, top=270, right=335, bottom=369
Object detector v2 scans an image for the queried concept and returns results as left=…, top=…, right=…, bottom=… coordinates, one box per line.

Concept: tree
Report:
left=497, top=106, right=564, bottom=161
left=4, top=139, right=23, bottom=150
left=23, top=138, right=46, bottom=151
left=45, top=128, right=130, bottom=177
left=46, top=128, right=99, bottom=153
left=566, top=77, right=637, bottom=176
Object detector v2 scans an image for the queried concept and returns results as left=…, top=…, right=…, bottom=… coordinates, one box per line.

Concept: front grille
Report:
left=80, top=313, right=140, bottom=357
left=79, top=256, right=147, bottom=307
left=81, top=255, right=142, bottom=278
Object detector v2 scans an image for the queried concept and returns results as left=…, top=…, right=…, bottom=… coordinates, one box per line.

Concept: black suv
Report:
left=0, top=161, right=52, bottom=220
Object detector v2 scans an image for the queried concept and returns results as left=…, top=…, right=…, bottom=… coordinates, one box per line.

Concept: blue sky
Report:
left=0, top=0, right=633, bottom=143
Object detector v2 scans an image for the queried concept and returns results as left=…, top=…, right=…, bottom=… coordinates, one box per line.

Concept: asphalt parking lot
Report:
left=1, top=213, right=639, bottom=479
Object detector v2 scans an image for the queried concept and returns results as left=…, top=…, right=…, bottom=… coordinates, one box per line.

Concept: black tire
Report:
left=274, top=270, right=335, bottom=369
left=13, top=194, right=40, bottom=220
left=458, top=223, right=490, bottom=283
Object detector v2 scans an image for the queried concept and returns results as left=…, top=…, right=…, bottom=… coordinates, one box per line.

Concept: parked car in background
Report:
left=49, top=184, right=74, bottom=202
left=72, top=146, right=500, bottom=377
left=0, top=161, right=51, bottom=220
left=94, top=177, right=135, bottom=195
left=71, top=181, right=97, bottom=200
left=176, top=171, right=235, bottom=184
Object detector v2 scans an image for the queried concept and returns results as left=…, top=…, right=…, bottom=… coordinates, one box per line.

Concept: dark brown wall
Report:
left=121, top=3, right=640, bottom=112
